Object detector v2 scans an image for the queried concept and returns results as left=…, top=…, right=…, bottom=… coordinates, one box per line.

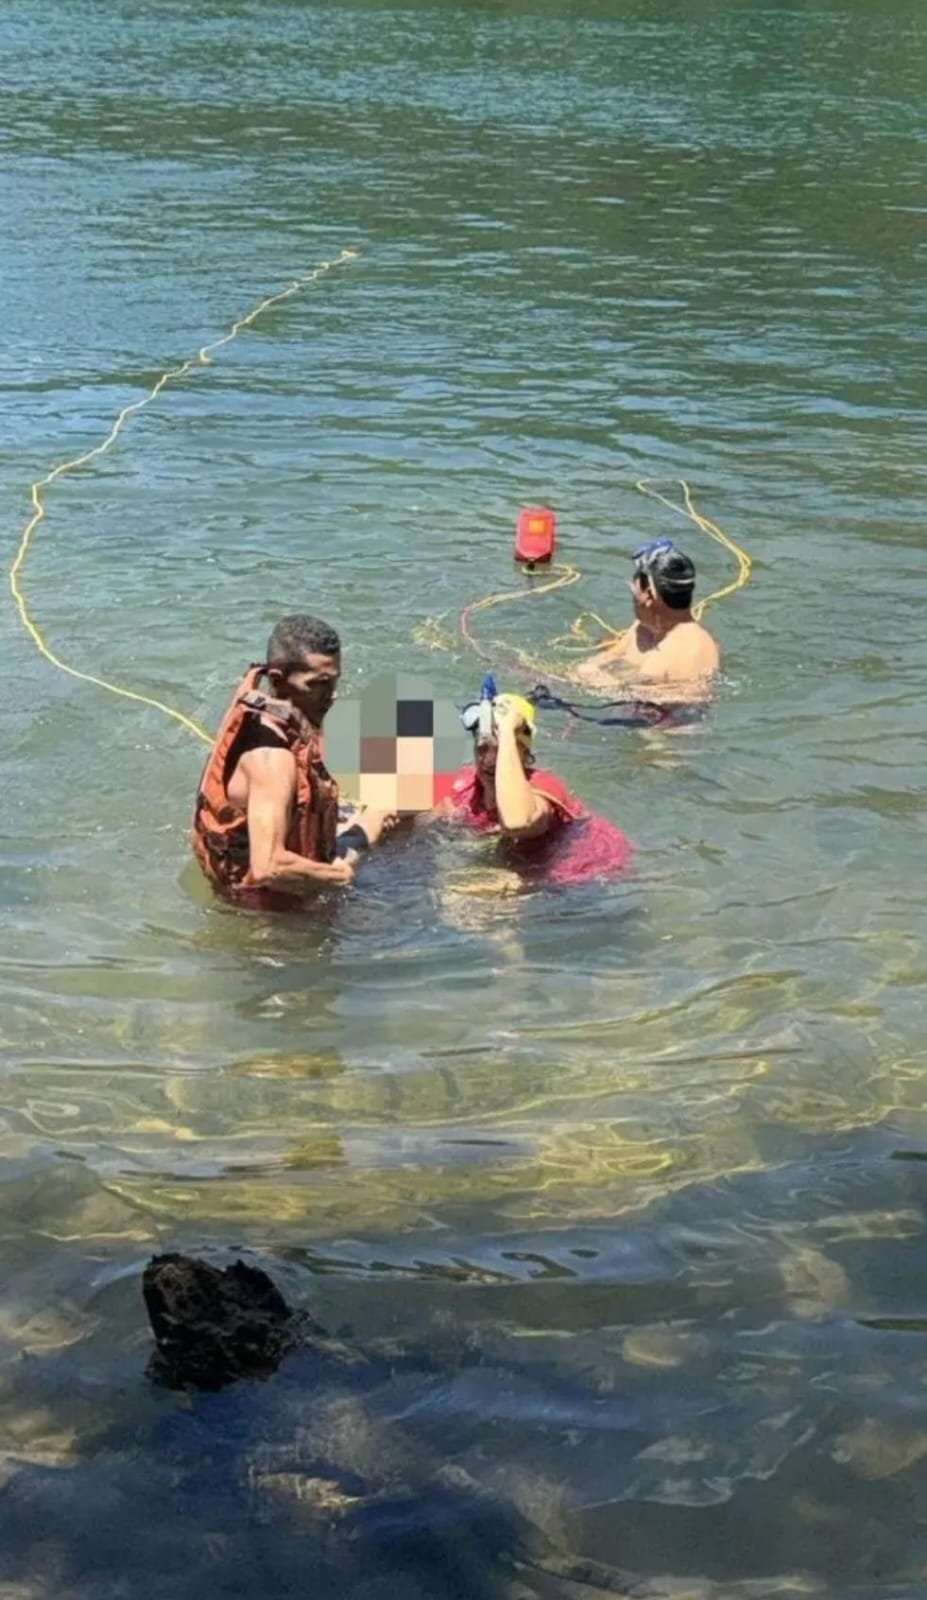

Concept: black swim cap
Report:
left=639, top=545, right=696, bottom=604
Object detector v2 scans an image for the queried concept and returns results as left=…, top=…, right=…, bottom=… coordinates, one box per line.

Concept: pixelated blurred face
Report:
left=355, top=737, right=435, bottom=811
left=323, top=674, right=471, bottom=812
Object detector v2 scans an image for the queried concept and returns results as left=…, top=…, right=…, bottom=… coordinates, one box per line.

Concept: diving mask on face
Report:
left=460, top=688, right=537, bottom=741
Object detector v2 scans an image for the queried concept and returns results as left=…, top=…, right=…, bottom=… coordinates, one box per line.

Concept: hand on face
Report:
left=491, top=697, right=527, bottom=737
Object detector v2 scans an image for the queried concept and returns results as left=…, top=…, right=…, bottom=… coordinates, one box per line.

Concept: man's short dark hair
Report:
left=648, top=547, right=696, bottom=611
left=266, top=614, right=341, bottom=669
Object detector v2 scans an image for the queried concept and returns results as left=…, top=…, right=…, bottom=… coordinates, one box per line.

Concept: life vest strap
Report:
left=237, top=689, right=300, bottom=733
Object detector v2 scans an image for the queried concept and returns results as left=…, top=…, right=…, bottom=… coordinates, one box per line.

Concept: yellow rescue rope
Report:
left=419, top=476, right=753, bottom=677
left=9, top=249, right=359, bottom=744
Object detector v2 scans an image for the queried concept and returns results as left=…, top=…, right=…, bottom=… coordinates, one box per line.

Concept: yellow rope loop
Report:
left=9, top=249, right=360, bottom=744
left=634, top=477, right=753, bottom=622
left=549, top=607, right=625, bottom=652
left=465, top=560, right=583, bottom=618
left=412, top=615, right=459, bottom=653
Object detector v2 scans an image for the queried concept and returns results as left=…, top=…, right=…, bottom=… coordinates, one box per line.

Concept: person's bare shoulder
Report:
left=629, top=623, right=719, bottom=703
left=692, top=620, right=721, bottom=673
left=660, top=620, right=720, bottom=678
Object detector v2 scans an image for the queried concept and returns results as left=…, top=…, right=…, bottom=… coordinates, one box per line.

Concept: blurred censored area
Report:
left=325, top=672, right=472, bottom=812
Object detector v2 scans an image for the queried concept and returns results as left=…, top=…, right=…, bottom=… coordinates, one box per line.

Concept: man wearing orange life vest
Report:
left=191, top=614, right=394, bottom=901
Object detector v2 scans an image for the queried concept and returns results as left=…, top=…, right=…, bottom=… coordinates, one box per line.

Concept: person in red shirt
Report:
left=432, top=690, right=632, bottom=885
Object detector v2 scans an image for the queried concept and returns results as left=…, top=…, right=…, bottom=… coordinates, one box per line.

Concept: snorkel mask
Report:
left=632, top=537, right=675, bottom=587
left=460, top=679, right=537, bottom=744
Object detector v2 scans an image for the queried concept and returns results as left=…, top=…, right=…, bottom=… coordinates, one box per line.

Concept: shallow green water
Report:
left=2, top=1, right=927, bottom=1594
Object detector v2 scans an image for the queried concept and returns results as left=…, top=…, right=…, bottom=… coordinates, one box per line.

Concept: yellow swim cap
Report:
left=494, top=693, right=536, bottom=738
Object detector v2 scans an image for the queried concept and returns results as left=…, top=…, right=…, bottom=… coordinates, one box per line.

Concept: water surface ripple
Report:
left=2, top=1, right=927, bottom=1595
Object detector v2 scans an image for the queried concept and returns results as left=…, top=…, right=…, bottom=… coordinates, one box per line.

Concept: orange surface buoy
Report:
left=514, top=507, right=556, bottom=565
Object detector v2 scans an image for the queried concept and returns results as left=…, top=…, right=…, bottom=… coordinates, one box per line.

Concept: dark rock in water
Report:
left=139, top=1254, right=660, bottom=1596
left=143, top=1253, right=312, bottom=1390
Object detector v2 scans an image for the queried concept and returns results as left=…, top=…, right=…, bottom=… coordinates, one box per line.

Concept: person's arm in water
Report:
left=238, top=745, right=357, bottom=891
left=572, top=628, right=634, bottom=686
left=574, top=625, right=719, bottom=702
left=336, top=806, right=398, bottom=849
left=493, top=704, right=555, bottom=841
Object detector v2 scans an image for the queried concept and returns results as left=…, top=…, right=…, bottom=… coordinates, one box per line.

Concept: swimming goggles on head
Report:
left=632, top=537, right=675, bottom=567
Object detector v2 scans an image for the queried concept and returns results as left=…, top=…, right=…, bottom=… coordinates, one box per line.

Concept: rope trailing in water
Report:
left=9, top=248, right=360, bottom=745
left=422, top=477, right=753, bottom=682
left=637, top=477, right=752, bottom=623
left=460, top=560, right=583, bottom=665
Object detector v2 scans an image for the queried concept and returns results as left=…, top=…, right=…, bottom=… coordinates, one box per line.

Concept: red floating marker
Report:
left=515, top=506, right=556, bottom=565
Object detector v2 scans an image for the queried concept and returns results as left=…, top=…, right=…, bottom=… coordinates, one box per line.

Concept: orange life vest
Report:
left=191, top=665, right=339, bottom=893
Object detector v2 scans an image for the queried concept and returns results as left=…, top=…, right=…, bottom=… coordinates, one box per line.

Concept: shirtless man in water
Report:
left=574, top=539, right=720, bottom=699
left=191, top=614, right=395, bottom=903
